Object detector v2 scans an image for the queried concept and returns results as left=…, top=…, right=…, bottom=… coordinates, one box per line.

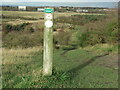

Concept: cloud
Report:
left=1, top=0, right=17, bottom=2
left=2, top=0, right=119, bottom=2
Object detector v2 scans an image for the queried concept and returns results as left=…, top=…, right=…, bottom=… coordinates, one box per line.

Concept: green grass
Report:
left=2, top=44, right=118, bottom=88
left=1, top=10, right=118, bottom=88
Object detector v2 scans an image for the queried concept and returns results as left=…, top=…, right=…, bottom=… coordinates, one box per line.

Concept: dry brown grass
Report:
left=2, top=47, right=42, bottom=65
left=2, top=11, right=44, bottom=19
left=82, top=44, right=118, bottom=55
left=6, top=19, right=43, bottom=25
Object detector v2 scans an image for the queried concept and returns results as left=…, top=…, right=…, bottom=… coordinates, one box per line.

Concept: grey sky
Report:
left=1, top=0, right=120, bottom=2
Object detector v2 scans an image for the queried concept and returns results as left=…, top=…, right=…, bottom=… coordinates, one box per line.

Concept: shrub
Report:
left=3, top=31, right=43, bottom=48
left=5, top=24, right=13, bottom=32
left=2, top=15, right=37, bottom=20
left=54, top=31, right=72, bottom=45
left=105, top=20, right=118, bottom=44
left=4, top=23, right=30, bottom=33
left=29, top=27, right=35, bottom=32
left=75, top=15, right=118, bottom=47
left=55, top=15, right=106, bottom=26
left=2, top=10, right=118, bottom=49
left=77, top=32, right=90, bottom=47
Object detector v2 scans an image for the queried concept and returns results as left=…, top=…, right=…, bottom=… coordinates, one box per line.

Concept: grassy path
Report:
left=2, top=44, right=118, bottom=88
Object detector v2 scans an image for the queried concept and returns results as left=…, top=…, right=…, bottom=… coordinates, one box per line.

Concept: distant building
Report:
left=37, top=8, right=44, bottom=12
left=103, top=9, right=108, bottom=11
left=83, top=9, right=88, bottom=12
left=59, top=7, right=62, bottom=9
left=18, top=6, right=26, bottom=11
left=76, top=9, right=88, bottom=13
left=76, top=9, right=83, bottom=12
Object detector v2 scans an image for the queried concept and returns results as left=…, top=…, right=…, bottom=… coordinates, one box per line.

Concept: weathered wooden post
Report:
left=43, top=8, right=54, bottom=76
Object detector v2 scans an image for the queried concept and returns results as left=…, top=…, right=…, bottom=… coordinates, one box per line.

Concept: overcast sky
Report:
left=1, top=0, right=120, bottom=2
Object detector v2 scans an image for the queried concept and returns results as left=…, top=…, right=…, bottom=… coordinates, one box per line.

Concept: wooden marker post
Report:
left=43, top=8, right=54, bottom=76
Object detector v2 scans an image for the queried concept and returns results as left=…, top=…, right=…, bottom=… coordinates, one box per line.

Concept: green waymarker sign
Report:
left=44, top=8, right=54, bottom=13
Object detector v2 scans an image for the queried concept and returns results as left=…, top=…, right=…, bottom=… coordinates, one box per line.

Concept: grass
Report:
left=55, top=14, right=106, bottom=26
left=2, top=11, right=105, bottom=25
left=1, top=10, right=118, bottom=88
left=0, top=48, right=1, bottom=89
left=2, top=11, right=79, bottom=25
left=2, top=11, right=89, bottom=19
left=2, top=11, right=79, bottom=21
left=2, top=44, right=118, bottom=88
left=2, top=11, right=111, bottom=49
left=2, top=11, right=44, bottom=19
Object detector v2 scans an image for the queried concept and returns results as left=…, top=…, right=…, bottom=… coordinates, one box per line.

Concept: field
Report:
left=1, top=10, right=118, bottom=88
left=2, top=11, right=105, bottom=24
left=2, top=44, right=118, bottom=88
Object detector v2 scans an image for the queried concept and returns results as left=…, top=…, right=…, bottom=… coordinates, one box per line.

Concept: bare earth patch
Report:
left=92, top=52, right=118, bottom=70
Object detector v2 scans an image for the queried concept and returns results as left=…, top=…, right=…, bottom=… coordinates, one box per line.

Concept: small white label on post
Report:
left=46, top=14, right=53, bottom=20
left=45, top=20, right=53, bottom=28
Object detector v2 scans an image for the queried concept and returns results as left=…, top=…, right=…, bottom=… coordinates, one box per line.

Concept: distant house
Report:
left=59, top=7, right=62, bottom=9
left=18, top=6, right=26, bottom=11
left=37, top=8, right=44, bottom=12
left=76, top=9, right=88, bottom=13
left=103, top=9, right=108, bottom=11
left=83, top=9, right=88, bottom=12
left=76, top=9, right=83, bottom=12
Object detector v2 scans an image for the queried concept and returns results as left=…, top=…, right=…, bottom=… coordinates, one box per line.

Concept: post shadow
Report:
left=66, top=53, right=109, bottom=80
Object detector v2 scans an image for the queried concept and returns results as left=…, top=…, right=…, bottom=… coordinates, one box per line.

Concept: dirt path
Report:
left=92, top=52, right=118, bottom=69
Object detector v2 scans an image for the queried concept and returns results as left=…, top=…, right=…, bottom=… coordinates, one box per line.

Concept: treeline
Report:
left=1, top=6, right=18, bottom=11
left=1, top=6, right=108, bottom=13
left=1, top=6, right=38, bottom=11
